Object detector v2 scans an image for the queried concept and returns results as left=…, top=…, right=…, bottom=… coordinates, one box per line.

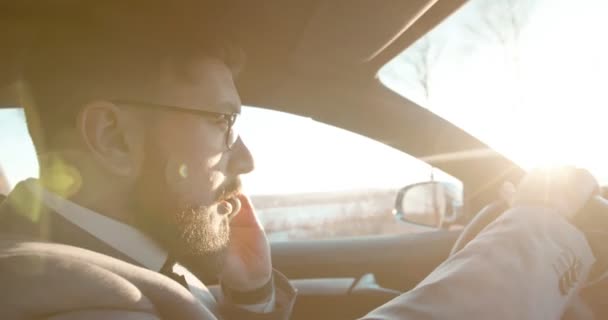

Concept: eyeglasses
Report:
left=112, top=100, right=240, bottom=150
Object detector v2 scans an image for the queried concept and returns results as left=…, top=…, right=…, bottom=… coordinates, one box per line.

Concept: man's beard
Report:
left=130, top=144, right=240, bottom=278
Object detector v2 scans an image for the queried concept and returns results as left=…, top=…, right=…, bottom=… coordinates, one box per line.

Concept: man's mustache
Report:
left=216, top=179, right=242, bottom=202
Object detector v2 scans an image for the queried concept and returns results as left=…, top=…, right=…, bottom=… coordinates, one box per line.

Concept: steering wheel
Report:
left=449, top=195, right=608, bottom=318
left=450, top=195, right=608, bottom=256
left=449, top=200, right=508, bottom=256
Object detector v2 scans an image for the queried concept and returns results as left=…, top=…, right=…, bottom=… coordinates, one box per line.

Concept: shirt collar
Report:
left=25, top=179, right=168, bottom=271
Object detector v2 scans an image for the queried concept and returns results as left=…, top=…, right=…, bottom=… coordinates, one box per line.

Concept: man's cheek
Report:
left=164, top=156, right=191, bottom=192
left=208, top=171, right=225, bottom=193
left=203, top=152, right=227, bottom=196
left=163, top=155, right=222, bottom=204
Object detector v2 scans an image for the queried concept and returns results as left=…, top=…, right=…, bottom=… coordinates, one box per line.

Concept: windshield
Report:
left=380, top=0, right=608, bottom=182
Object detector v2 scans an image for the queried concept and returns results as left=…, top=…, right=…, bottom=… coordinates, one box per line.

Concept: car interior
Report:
left=6, top=1, right=604, bottom=319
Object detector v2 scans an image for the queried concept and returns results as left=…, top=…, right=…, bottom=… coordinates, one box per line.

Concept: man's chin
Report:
left=173, top=208, right=231, bottom=276
left=133, top=206, right=230, bottom=275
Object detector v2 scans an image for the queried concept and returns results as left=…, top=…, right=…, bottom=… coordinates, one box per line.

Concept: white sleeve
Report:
left=362, top=206, right=595, bottom=320
left=233, top=288, right=276, bottom=313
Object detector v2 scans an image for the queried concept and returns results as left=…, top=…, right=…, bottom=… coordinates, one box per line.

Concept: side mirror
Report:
left=393, top=181, right=463, bottom=229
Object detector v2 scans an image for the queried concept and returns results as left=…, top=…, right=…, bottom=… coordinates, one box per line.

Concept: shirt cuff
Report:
left=234, top=288, right=276, bottom=313
left=220, top=275, right=277, bottom=313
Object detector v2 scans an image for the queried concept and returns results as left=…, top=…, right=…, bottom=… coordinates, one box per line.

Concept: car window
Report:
left=380, top=0, right=608, bottom=182
left=239, top=107, right=462, bottom=241
left=0, top=108, right=39, bottom=191
left=0, top=106, right=462, bottom=241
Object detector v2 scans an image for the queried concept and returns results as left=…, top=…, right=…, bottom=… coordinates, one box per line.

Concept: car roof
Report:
left=0, top=1, right=522, bottom=208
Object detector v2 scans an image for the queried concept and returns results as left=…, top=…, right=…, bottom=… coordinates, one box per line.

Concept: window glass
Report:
left=239, top=107, right=462, bottom=241
left=0, top=108, right=39, bottom=192
left=380, top=0, right=608, bottom=182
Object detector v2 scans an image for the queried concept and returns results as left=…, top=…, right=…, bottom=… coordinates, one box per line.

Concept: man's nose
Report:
left=228, top=137, right=255, bottom=175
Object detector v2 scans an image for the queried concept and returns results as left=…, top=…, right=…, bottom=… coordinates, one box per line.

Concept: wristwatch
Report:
left=221, top=274, right=274, bottom=305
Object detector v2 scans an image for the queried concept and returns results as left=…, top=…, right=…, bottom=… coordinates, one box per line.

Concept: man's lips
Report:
left=217, top=196, right=242, bottom=218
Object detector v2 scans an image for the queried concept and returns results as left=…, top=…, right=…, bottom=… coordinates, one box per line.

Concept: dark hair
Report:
left=6, top=3, right=244, bottom=153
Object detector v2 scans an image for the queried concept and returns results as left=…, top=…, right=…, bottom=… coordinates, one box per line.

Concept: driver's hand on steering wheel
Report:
left=504, top=166, right=599, bottom=221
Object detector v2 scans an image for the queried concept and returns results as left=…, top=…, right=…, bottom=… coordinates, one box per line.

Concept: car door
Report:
left=239, top=106, right=464, bottom=319
left=272, top=234, right=459, bottom=319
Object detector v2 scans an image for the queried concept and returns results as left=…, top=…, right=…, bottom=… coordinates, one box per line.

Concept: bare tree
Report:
left=403, top=36, right=444, bottom=106
left=466, top=0, right=537, bottom=112
left=466, top=0, right=533, bottom=62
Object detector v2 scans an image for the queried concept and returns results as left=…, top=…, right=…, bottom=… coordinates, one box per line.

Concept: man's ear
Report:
left=77, top=100, right=140, bottom=177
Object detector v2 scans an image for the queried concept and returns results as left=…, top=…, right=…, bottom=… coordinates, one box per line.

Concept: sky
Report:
left=2, top=0, right=607, bottom=194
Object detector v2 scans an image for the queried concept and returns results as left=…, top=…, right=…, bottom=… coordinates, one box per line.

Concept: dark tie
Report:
left=160, top=257, right=190, bottom=290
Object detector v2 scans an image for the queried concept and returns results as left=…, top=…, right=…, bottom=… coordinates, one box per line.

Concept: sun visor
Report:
left=291, top=0, right=436, bottom=71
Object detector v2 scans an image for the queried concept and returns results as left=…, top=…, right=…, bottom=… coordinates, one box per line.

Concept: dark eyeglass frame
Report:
left=111, top=100, right=239, bottom=150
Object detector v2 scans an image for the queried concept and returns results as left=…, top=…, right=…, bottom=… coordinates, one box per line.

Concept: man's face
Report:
left=130, top=59, right=254, bottom=275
